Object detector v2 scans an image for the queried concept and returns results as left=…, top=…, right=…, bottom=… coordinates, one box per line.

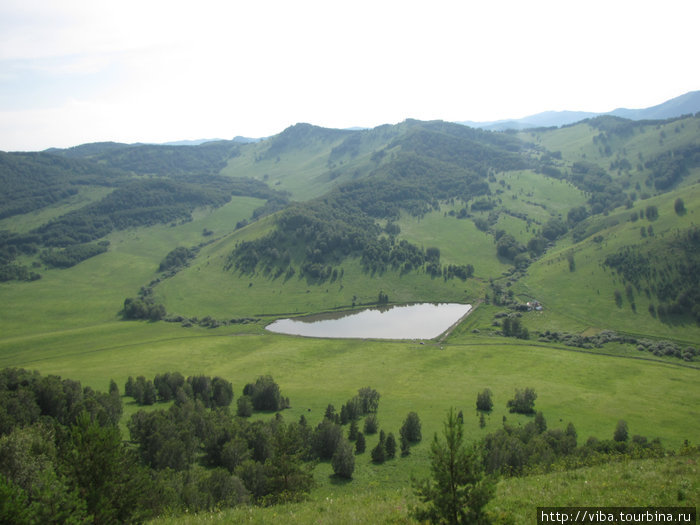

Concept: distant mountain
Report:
left=232, top=136, right=264, bottom=143
left=609, top=91, right=700, bottom=120
left=161, top=138, right=225, bottom=146
left=459, top=91, right=700, bottom=131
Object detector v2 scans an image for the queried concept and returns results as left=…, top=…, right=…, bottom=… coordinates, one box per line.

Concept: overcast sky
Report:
left=1, top=0, right=698, bottom=151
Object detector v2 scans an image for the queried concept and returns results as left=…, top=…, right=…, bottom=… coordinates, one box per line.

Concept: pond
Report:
left=266, top=303, right=472, bottom=340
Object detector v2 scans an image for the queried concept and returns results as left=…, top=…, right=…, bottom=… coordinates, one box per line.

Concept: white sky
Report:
left=0, top=0, right=698, bottom=151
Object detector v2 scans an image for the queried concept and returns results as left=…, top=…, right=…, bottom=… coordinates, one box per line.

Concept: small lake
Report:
left=266, top=303, right=472, bottom=340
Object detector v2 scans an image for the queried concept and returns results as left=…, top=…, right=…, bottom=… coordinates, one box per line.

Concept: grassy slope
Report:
left=154, top=167, right=588, bottom=318
left=147, top=452, right=699, bottom=524
left=520, top=183, right=700, bottom=343
left=221, top=123, right=405, bottom=201
left=396, top=206, right=511, bottom=276
left=0, top=196, right=264, bottom=338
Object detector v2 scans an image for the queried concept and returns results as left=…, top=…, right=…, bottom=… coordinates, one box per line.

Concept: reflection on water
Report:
left=266, top=303, right=472, bottom=339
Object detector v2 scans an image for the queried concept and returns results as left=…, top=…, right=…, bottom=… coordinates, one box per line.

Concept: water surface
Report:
left=266, top=303, right=471, bottom=339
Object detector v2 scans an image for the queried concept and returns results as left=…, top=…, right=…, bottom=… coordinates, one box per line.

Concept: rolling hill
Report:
left=0, top=97, right=699, bottom=523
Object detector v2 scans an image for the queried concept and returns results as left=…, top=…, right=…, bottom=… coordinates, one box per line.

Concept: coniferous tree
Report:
left=400, top=433, right=411, bottom=457
left=534, top=411, right=547, bottom=433
left=371, top=440, right=386, bottom=464
left=400, top=412, right=422, bottom=443
left=476, top=389, right=494, bottom=413
left=355, top=432, right=366, bottom=454
left=348, top=419, right=359, bottom=441
left=385, top=432, right=397, bottom=459
left=363, top=414, right=378, bottom=434
left=412, top=408, right=494, bottom=524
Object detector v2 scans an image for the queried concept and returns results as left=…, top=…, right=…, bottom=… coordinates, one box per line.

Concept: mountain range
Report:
left=458, top=90, right=700, bottom=131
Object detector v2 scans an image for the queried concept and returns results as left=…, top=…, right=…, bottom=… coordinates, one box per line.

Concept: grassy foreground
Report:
left=148, top=453, right=699, bottom=524
left=1, top=321, right=697, bottom=482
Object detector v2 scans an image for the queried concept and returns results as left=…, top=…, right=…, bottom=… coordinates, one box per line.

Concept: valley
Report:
left=1, top=108, right=699, bottom=522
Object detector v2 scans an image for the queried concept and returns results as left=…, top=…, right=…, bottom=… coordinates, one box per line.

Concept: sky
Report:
left=0, top=0, right=698, bottom=151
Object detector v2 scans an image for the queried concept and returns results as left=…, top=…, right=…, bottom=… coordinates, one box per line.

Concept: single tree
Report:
left=348, top=419, right=359, bottom=441
left=614, top=419, right=629, bottom=442
left=645, top=205, right=659, bottom=221
left=331, top=438, right=355, bottom=479
left=674, top=198, right=686, bottom=215
left=385, top=432, right=397, bottom=459
left=412, top=408, right=494, bottom=524
left=476, top=388, right=493, bottom=413
left=357, top=387, right=381, bottom=414
left=355, top=432, right=366, bottom=454
left=400, top=412, right=422, bottom=443
left=371, top=440, right=386, bottom=463
left=534, top=411, right=547, bottom=433
left=324, top=404, right=337, bottom=422
left=363, top=414, right=378, bottom=434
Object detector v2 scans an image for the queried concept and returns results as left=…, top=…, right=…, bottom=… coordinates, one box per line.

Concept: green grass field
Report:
left=2, top=321, right=697, bottom=478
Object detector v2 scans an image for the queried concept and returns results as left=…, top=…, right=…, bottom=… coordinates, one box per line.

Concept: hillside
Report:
left=0, top=107, right=699, bottom=523
left=2, top=112, right=699, bottom=343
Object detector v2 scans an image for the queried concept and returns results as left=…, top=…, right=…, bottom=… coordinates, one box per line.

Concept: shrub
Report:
left=507, top=387, right=537, bottom=414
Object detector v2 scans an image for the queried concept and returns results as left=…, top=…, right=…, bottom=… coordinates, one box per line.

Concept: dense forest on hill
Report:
left=0, top=151, right=125, bottom=219
left=52, top=140, right=241, bottom=176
